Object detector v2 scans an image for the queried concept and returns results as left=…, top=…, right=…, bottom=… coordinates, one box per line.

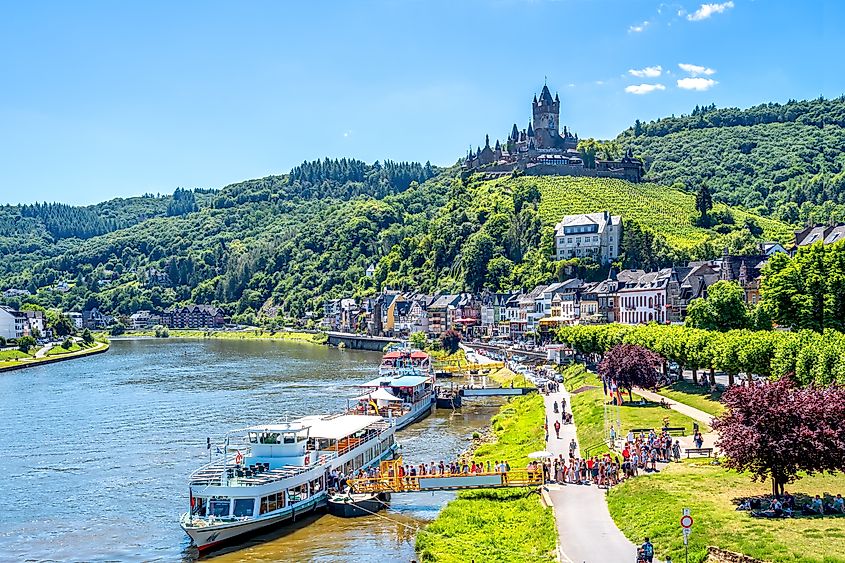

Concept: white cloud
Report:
left=676, top=77, right=718, bottom=90
left=625, top=83, right=667, bottom=95
left=687, top=1, right=734, bottom=21
left=629, top=65, right=663, bottom=78
left=629, top=20, right=650, bottom=32
left=678, top=63, right=716, bottom=76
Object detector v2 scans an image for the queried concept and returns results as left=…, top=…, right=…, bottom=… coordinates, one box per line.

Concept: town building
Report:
left=617, top=268, right=682, bottom=325
left=427, top=294, right=461, bottom=335
left=462, top=83, right=644, bottom=182
left=83, top=308, right=114, bottom=330
left=130, top=310, right=162, bottom=330
left=67, top=312, right=84, bottom=329
left=793, top=223, right=845, bottom=249
left=163, top=305, right=227, bottom=329
left=0, top=306, right=26, bottom=340
left=554, top=211, right=622, bottom=263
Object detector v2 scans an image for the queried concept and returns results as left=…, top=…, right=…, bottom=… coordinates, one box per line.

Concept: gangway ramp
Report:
left=347, top=458, right=543, bottom=493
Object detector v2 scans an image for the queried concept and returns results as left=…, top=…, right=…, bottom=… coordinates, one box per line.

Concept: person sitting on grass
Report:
left=827, top=494, right=844, bottom=514
left=806, top=495, right=824, bottom=515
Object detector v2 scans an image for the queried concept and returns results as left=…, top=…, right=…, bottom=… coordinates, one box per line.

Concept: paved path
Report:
left=34, top=343, right=54, bottom=358
left=541, top=388, right=640, bottom=563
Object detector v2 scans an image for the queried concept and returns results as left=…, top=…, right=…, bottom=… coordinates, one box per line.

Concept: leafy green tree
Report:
left=409, top=331, right=427, bottom=350
left=461, top=232, right=494, bottom=292
left=18, top=335, right=36, bottom=353
left=52, top=315, right=75, bottom=337
left=695, top=183, right=713, bottom=223
left=685, top=281, right=748, bottom=331
left=577, top=138, right=599, bottom=169
left=512, top=182, right=540, bottom=214
left=762, top=242, right=845, bottom=331
left=486, top=256, right=514, bottom=291
left=61, top=337, right=73, bottom=349
left=81, top=328, right=95, bottom=344
left=439, top=329, right=462, bottom=355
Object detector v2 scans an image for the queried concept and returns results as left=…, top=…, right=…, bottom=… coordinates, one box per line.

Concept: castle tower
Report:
left=532, top=84, right=560, bottom=149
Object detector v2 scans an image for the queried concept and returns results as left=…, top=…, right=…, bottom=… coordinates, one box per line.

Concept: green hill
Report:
left=618, top=97, right=845, bottom=224
left=0, top=166, right=791, bottom=321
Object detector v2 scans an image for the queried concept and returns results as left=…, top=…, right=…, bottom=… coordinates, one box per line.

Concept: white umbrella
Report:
left=528, top=450, right=553, bottom=459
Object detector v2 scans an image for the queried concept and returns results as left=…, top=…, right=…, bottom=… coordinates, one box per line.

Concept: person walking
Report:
left=641, top=537, right=654, bottom=563
left=554, top=419, right=561, bottom=439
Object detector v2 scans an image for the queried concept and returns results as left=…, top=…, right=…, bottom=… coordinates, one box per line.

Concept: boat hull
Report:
left=327, top=492, right=390, bottom=518
left=183, top=495, right=324, bottom=553
left=393, top=402, right=434, bottom=431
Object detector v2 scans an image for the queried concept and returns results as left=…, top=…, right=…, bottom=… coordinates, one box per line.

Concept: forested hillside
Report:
left=0, top=161, right=788, bottom=323
left=619, top=97, right=845, bottom=224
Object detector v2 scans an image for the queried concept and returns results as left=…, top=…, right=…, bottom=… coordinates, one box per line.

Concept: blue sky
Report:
left=1, top=0, right=843, bottom=205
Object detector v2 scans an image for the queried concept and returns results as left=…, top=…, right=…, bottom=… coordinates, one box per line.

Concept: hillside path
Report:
left=541, top=388, right=640, bottom=563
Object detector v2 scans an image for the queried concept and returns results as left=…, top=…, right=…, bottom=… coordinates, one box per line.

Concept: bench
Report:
left=629, top=427, right=686, bottom=436
left=685, top=447, right=713, bottom=458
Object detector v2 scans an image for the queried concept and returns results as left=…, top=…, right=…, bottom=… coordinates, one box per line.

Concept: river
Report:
left=0, top=338, right=503, bottom=562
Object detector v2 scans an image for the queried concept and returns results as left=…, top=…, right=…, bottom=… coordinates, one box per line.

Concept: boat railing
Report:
left=189, top=451, right=338, bottom=487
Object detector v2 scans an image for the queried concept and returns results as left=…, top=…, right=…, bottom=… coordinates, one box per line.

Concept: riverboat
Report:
left=180, top=414, right=398, bottom=553
left=378, top=344, right=434, bottom=378
left=350, top=373, right=435, bottom=431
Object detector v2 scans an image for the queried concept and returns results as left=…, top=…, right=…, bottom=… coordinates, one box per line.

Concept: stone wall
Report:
left=705, top=546, right=767, bottom=563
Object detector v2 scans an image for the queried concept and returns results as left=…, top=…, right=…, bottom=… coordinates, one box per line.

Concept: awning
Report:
left=354, top=388, right=403, bottom=402
left=389, top=375, right=430, bottom=388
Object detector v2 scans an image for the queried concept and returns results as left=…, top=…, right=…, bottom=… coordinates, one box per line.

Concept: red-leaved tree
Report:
left=712, top=378, right=845, bottom=497
left=598, top=344, right=662, bottom=402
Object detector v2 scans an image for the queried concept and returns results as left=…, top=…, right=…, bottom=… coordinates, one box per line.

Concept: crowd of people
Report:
left=742, top=491, right=845, bottom=518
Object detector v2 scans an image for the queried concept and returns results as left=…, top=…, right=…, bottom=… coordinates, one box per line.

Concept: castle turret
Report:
left=527, top=121, right=534, bottom=137
left=532, top=84, right=560, bottom=149
left=510, top=123, right=519, bottom=141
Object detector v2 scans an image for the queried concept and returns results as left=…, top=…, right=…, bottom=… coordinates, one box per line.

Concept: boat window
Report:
left=259, top=492, right=285, bottom=514
left=283, top=433, right=295, bottom=444
left=288, top=484, right=309, bottom=503
left=233, top=498, right=255, bottom=517
left=310, top=476, right=324, bottom=493
left=248, top=432, right=258, bottom=444
left=209, top=498, right=230, bottom=517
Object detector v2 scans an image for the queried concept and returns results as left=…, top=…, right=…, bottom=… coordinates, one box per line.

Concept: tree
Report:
left=52, top=314, right=75, bottom=337
left=61, top=337, right=73, bottom=349
left=598, top=344, right=662, bottom=402
left=512, top=182, right=541, bottom=214
left=81, top=328, right=95, bottom=345
left=109, top=323, right=126, bottom=336
left=577, top=138, right=599, bottom=169
left=685, top=281, right=748, bottom=331
left=713, top=378, right=845, bottom=497
left=409, top=331, right=427, bottom=350
left=461, top=232, right=495, bottom=292
left=695, top=183, right=713, bottom=223
left=486, top=256, right=514, bottom=291
left=440, top=329, right=462, bottom=355
left=18, top=335, right=36, bottom=353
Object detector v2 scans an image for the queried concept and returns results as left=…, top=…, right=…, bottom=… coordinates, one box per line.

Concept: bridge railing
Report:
left=348, top=468, right=543, bottom=493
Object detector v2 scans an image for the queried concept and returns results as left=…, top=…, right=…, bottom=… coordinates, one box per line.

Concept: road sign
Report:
left=680, top=514, right=694, bottom=528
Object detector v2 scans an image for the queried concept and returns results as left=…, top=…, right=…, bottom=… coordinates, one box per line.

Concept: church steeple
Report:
left=485, top=134, right=490, bottom=148
left=511, top=123, right=519, bottom=141
left=527, top=121, right=534, bottom=137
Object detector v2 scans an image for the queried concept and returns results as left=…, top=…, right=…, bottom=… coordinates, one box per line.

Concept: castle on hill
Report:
left=462, top=83, right=644, bottom=182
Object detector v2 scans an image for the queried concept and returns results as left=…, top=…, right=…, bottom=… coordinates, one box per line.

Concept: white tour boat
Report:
left=350, top=373, right=435, bottom=431
left=180, top=414, right=397, bottom=553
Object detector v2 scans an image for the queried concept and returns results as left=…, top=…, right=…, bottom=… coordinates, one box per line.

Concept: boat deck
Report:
left=190, top=462, right=320, bottom=487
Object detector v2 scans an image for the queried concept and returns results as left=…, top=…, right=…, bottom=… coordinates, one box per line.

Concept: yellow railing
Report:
left=347, top=458, right=542, bottom=493
left=435, top=361, right=505, bottom=374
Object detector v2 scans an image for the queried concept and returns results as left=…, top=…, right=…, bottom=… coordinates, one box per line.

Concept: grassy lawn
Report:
left=657, top=380, right=725, bottom=417
left=563, top=364, right=706, bottom=457
left=488, top=366, right=534, bottom=389
left=607, top=460, right=845, bottom=563
left=46, top=342, right=87, bottom=356
left=415, top=394, right=557, bottom=562
left=0, top=349, right=32, bottom=361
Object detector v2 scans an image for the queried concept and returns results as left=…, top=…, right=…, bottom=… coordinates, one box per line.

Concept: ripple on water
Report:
left=0, top=338, right=501, bottom=562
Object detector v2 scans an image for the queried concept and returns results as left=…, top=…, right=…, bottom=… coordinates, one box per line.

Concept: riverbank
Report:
left=414, top=392, right=557, bottom=562
left=0, top=340, right=110, bottom=373
left=114, top=328, right=328, bottom=344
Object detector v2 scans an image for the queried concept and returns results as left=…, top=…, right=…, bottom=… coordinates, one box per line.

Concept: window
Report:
left=260, top=492, right=285, bottom=514
left=209, top=498, right=230, bottom=517
left=233, top=498, right=255, bottom=517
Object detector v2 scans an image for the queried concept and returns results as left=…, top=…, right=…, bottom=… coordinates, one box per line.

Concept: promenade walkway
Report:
left=542, top=388, right=640, bottom=563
